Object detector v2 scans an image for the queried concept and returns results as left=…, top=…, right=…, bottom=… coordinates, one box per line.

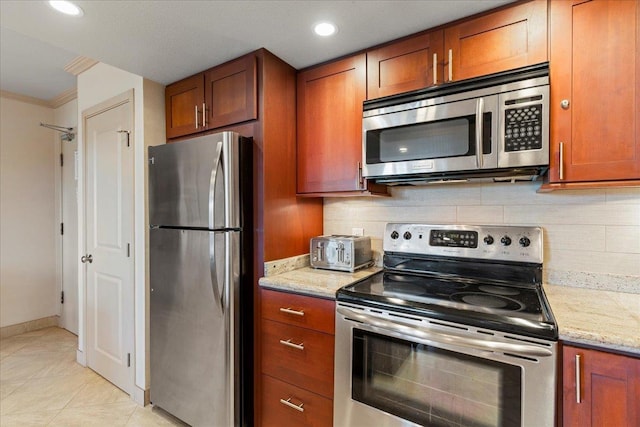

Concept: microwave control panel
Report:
left=504, top=96, right=543, bottom=152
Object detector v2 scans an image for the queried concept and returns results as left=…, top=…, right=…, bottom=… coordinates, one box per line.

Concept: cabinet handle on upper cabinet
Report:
left=448, top=49, right=453, bottom=82
left=559, top=142, right=565, bottom=180
left=279, top=307, right=305, bottom=316
left=279, top=339, right=304, bottom=351
left=433, top=53, right=437, bottom=85
left=195, top=105, right=199, bottom=129
left=202, top=102, right=206, bottom=128
left=280, top=397, right=305, bottom=412
left=575, top=354, right=582, bottom=403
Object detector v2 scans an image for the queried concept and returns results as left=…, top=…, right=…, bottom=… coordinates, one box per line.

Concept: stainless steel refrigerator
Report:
left=148, top=131, right=252, bottom=427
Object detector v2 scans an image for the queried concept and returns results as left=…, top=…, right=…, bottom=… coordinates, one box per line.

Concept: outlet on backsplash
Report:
left=352, top=227, right=364, bottom=236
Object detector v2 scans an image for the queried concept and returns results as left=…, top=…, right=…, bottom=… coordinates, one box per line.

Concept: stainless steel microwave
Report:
left=362, top=64, right=550, bottom=184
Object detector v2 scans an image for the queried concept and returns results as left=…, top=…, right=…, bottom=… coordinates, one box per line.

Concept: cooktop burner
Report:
left=452, top=292, right=524, bottom=311
left=336, top=223, right=558, bottom=340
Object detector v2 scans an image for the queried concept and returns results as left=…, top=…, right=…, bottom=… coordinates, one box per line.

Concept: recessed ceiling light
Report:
left=314, top=22, right=337, bottom=37
left=49, top=1, right=84, bottom=17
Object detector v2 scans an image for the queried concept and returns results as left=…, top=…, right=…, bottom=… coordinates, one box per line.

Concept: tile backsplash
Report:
left=324, top=182, right=640, bottom=294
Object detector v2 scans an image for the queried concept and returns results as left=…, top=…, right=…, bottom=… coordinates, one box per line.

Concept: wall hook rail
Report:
left=40, top=122, right=75, bottom=142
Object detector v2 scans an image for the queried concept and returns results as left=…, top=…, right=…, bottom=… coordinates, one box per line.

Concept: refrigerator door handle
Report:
left=209, top=232, right=224, bottom=314
left=208, top=142, right=224, bottom=230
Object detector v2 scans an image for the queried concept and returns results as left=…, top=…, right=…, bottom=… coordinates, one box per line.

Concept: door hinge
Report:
left=127, top=353, right=131, bottom=367
left=60, top=222, right=64, bottom=235
left=60, top=153, right=64, bottom=167
left=117, top=130, right=131, bottom=147
left=61, top=291, right=64, bottom=304
left=127, top=243, right=130, bottom=257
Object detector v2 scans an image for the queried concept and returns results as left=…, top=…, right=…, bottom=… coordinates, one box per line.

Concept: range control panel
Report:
left=384, top=223, right=543, bottom=264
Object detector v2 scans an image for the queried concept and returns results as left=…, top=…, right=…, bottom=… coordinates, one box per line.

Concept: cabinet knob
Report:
left=560, top=99, right=570, bottom=110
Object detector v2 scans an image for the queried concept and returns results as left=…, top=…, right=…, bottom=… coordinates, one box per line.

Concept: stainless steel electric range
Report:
left=334, top=223, right=557, bottom=427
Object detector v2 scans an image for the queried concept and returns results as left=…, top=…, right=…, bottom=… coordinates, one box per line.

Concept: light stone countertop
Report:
left=259, top=255, right=640, bottom=354
left=259, top=265, right=382, bottom=299
left=543, top=284, right=640, bottom=355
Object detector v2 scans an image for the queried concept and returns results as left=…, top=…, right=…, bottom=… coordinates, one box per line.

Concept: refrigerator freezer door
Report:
left=148, top=132, right=241, bottom=229
left=150, top=227, right=236, bottom=426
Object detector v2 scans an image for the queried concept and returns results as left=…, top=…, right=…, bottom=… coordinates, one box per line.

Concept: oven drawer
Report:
left=261, top=289, right=335, bottom=334
left=261, top=318, right=334, bottom=398
left=261, top=374, right=333, bottom=427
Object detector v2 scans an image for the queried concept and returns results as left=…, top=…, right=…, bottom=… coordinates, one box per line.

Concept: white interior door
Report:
left=83, top=92, right=134, bottom=394
left=61, top=138, right=78, bottom=335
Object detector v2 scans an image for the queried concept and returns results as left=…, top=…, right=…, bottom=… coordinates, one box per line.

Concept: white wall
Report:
left=0, top=96, right=58, bottom=327
left=324, top=183, right=640, bottom=293
left=76, top=62, right=164, bottom=402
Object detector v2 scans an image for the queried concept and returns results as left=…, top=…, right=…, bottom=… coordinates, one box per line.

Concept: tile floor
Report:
left=0, top=327, right=185, bottom=426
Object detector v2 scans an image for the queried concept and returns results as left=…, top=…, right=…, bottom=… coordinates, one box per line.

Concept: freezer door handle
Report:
left=208, top=141, right=224, bottom=230
left=209, top=232, right=224, bottom=314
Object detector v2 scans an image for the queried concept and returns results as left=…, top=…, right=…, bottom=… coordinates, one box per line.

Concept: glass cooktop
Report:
left=337, top=271, right=557, bottom=340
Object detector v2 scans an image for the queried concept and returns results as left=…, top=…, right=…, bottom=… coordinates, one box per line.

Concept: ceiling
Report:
left=0, top=0, right=514, bottom=102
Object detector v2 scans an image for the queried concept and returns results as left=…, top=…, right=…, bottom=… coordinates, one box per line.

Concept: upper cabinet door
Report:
left=367, top=30, right=444, bottom=99
left=205, top=54, right=258, bottom=130
left=297, top=54, right=367, bottom=194
left=443, top=0, right=547, bottom=82
left=549, top=0, right=640, bottom=183
left=165, top=74, right=205, bottom=139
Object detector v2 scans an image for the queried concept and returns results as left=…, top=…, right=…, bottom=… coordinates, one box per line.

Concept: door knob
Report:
left=81, top=254, right=93, bottom=263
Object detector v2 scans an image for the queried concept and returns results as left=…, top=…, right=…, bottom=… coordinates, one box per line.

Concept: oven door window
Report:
left=352, top=329, right=521, bottom=427
left=365, top=113, right=492, bottom=164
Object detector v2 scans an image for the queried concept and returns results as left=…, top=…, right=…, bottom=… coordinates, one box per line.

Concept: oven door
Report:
left=334, top=304, right=557, bottom=427
left=362, top=95, right=498, bottom=179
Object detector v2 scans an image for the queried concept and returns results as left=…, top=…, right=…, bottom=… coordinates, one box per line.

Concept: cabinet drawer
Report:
left=261, top=289, right=335, bottom=334
left=261, top=319, right=334, bottom=398
left=261, top=374, right=333, bottom=427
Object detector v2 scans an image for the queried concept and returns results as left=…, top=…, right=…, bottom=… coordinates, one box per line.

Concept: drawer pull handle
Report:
left=279, top=339, right=304, bottom=351
left=280, top=397, right=304, bottom=412
left=575, top=354, right=582, bottom=403
left=279, top=307, right=305, bottom=316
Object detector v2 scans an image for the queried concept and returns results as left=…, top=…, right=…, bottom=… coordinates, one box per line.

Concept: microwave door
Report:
left=363, top=96, right=498, bottom=178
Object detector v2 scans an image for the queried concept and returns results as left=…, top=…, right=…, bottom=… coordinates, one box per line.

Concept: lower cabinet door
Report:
left=261, top=375, right=333, bottom=427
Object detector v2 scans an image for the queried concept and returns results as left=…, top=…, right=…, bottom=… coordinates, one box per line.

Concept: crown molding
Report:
left=50, top=88, right=77, bottom=109
left=0, top=90, right=51, bottom=107
left=1, top=88, right=77, bottom=109
left=64, top=56, right=98, bottom=76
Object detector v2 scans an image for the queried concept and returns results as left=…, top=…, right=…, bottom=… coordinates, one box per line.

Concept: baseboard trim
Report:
left=0, top=315, right=59, bottom=339
left=132, top=385, right=150, bottom=406
left=76, top=349, right=87, bottom=366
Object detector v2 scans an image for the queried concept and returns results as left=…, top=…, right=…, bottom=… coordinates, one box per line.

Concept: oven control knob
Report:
left=390, top=231, right=399, bottom=240
left=519, top=237, right=531, bottom=247
left=500, top=236, right=512, bottom=246
left=403, top=231, right=412, bottom=240
left=483, top=235, right=494, bottom=245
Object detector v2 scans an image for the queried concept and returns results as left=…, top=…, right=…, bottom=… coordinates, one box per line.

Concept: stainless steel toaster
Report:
left=310, top=235, right=372, bottom=272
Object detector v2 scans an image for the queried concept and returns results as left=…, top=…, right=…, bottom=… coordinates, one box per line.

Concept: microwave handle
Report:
left=475, top=98, right=484, bottom=169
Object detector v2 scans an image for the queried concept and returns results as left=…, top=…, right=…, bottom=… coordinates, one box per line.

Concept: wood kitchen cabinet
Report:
left=562, top=345, right=640, bottom=427
left=165, top=53, right=257, bottom=139
left=165, top=74, right=205, bottom=139
left=366, top=30, right=444, bottom=99
left=544, top=0, right=640, bottom=188
left=443, top=0, right=547, bottom=83
left=297, top=54, right=387, bottom=196
left=204, top=54, right=257, bottom=130
left=260, top=289, right=335, bottom=427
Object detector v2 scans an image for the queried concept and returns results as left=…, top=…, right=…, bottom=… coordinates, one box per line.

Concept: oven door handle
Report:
left=337, top=307, right=553, bottom=358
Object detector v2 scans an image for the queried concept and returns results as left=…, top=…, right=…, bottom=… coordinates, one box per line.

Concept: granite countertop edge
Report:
left=259, top=262, right=640, bottom=355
